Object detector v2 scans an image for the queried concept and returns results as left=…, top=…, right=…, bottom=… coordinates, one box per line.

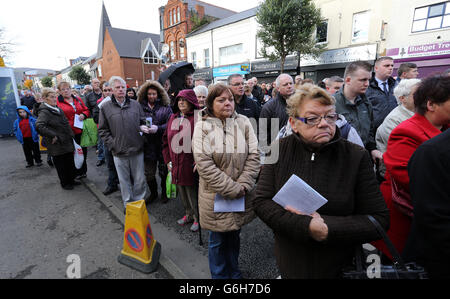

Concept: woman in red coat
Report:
left=57, top=81, right=90, bottom=178
left=162, top=89, right=200, bottom=232
left=375, top=75, right=450, bottom=259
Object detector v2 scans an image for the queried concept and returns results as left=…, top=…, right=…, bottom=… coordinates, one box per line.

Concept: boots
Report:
left=160, top=179, right=169, bottom=204
left=147, top=179, right=159, bottom=203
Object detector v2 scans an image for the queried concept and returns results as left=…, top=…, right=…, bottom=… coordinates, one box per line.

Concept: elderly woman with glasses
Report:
left=254, top=83, right=389, bottom=279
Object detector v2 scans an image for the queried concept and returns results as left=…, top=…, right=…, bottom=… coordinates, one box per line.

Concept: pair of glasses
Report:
left=103, top=89, right=112, bottom=92
left=295, top=114, right=338, bottom=126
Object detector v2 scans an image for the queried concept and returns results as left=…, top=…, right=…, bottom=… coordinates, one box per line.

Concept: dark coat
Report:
left=254, top=131, right=390, bottom=279
left=35, top=104, right=75, bottom=156
left=235, top=95, right=261, bottom=123
left=162, top=89, right=199, bottom=186
left=21, top=95, right=37, bottom=111
left=259, top=93, right=289, bottom=146
left=403, top=129, right=450, bottom=278
left=334, top=87, right=377, bottom=151
left=137, top=81, right=173, bottom=161
left=252, top=85, right=264, bottom=106
left=365, top=75, right=398, bottom=130
left=84, top=91, right=103, bottom=117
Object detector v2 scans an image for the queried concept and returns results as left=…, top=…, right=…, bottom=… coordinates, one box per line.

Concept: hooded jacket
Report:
left=137, top=80, right=173, bottom=161
left=35, top=104, right=75, bottom=156
left=162, top=89, right=199, bottom=186
left=13, top=105, right=39, bottom=144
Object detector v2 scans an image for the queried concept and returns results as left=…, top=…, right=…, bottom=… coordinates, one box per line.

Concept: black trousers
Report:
left=53, top=152, right=76, bottom=187
left=73, top=133, right=87, bottom=176
left=22, top=137, right=42, bottom=165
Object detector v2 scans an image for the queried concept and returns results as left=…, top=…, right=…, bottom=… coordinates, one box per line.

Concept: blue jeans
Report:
left=208, top=230, right=242, bottom=279
left=97, top=134, right=105, bottom=161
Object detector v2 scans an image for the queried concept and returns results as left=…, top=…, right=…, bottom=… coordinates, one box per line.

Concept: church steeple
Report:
left=96, top=1, right=112, bottom=59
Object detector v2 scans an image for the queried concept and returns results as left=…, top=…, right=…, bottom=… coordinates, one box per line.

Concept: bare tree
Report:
left=0, top=27, right=16, bottom=63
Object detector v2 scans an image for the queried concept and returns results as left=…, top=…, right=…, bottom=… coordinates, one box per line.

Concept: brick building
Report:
left=94, top=4, right=162, bottom=88
left=159, top=0, right=235, bottom=64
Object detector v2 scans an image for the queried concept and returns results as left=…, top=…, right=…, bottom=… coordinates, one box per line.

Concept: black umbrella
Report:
left=158, top=61, right=195, bottom=95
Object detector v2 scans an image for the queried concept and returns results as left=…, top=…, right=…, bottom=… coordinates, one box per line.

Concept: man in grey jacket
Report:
left=98, top=76, right=150, bottom=211
left=334, top=61, right=383, bottom=163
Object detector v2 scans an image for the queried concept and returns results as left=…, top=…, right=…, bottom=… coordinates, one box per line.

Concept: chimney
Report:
left=195, top=4, right=205, bottom=19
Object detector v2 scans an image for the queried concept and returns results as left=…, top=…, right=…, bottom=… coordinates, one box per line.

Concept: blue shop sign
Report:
left=213, top=64, right=250, bottom=77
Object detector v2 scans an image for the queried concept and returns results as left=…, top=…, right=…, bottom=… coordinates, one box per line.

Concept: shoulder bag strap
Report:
left=367, top=215, right=407, bottom=271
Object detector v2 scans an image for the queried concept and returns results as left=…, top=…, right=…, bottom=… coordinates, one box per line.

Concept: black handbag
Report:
left=342, top=215, right=428, bottom=279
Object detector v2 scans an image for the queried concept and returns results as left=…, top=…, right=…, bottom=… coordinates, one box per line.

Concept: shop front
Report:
left=386, top=41, right=450, bottom=78
left=193, top=67, right=213, bottom=85
left=212, top=63, right=250, bottom=83
left=250, top=56, right=298, bottom=83
left=300, top=44, right=378, bottom=83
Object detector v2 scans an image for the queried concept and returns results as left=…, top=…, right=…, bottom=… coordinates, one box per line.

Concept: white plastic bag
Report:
left=73, top=139, right=84, bottom=169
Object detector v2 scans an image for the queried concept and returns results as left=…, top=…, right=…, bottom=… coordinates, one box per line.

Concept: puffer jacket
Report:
left=192, top=111, right=260, bottom=232
left=14, top=105, right=40, bottom=144
left=35, top=104, right=75, bottom=156
left=137, top=80, right=173, bottom=161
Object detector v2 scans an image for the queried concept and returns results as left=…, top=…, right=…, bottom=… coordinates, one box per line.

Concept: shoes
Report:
left=47, top=159, right=54, bottom=167
left=36, top=161, right=43, bottom=167
left=76, top=174, right=87, bottom=180
left=190, top=222, right=199, bottom=232
left=96, top=160, right=105, bottom=167
left=103, top=186, right=119, bottom=196
left=26, top=164, right=34, bottom=168
left=62, top=185, right=74, bottom=190
left=177, top=216, right=193, bottom=226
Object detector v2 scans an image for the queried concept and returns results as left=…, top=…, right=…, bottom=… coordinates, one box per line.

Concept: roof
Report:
left=187, top=6, right=258, bottom=37
left=96, top=3, right=112, bottom=59
left=108, top=27, right=160, bottom=59
left=186, top=0, right=236, bottom=19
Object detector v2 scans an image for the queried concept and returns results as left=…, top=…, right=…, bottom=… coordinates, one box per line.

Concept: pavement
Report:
left=0, top=136, right=279, bottom=279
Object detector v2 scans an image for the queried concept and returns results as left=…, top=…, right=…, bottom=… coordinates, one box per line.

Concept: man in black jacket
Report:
left=250, top=77, right=264, bottom=106
left=259, top=74, right=294, bottom=150
left=84, top=78, right=102, bottom=117
left=365, top=57, right=398, bottom=130
left=403, top=129, right=450, bottom=279
left=21, top=89, right=36, bottom=111
left=228, top=74, right=261, bottom=125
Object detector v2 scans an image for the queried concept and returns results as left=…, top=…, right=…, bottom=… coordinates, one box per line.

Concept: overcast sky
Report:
left=1, top=0, right=261, bottom=70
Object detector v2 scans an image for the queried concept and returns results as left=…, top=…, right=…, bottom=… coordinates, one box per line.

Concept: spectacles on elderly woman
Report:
left=295, top=113, right=338, bottom=126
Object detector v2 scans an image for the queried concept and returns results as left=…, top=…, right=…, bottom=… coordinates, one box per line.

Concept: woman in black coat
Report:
left=36, top=88, right=79, bottom=190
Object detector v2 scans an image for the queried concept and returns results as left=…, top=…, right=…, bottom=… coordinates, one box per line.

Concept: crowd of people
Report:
left=14, top=59, right=450, bottom=279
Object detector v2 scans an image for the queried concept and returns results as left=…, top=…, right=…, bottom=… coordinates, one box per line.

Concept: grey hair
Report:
left=276, top=74, right=293, bottom=87
left=227, top=74, right=243, bottom=85
left=109, top=76, right=126, bottom=87
left=393, top=78, right=421, bottom=105
left=193, top=85, right=208, bottom=97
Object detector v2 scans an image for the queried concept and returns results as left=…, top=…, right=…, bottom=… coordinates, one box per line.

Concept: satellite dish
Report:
left=161, top=44, right=170, bottom=56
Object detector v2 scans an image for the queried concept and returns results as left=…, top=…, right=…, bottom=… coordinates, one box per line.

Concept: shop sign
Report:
left=387, top=41, right=450, bottom=59
left=301, top=44, right=377, bottom=66
left=213, top=64, right=250, bottom=77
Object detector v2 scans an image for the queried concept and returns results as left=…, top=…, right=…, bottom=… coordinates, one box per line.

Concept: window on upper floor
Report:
left=144, top=50, right=158, bottom=64
left=412, top=1, right=450, bottom=32
left=352, top=11, right=370, bottom=44
left=204, top=49, right=210, bottom=68
left=169, top=10, right=173, bottom=26
left=316, top=20, right=328, bottom=43
left=177, top=7, right=181, bottom=23
left=191, top=52, right=197, bottom=68
left=219, top=44, right=244, bottom=66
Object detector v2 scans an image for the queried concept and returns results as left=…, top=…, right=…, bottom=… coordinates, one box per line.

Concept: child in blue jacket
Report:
left=13, top=105, right=43, bottom=167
